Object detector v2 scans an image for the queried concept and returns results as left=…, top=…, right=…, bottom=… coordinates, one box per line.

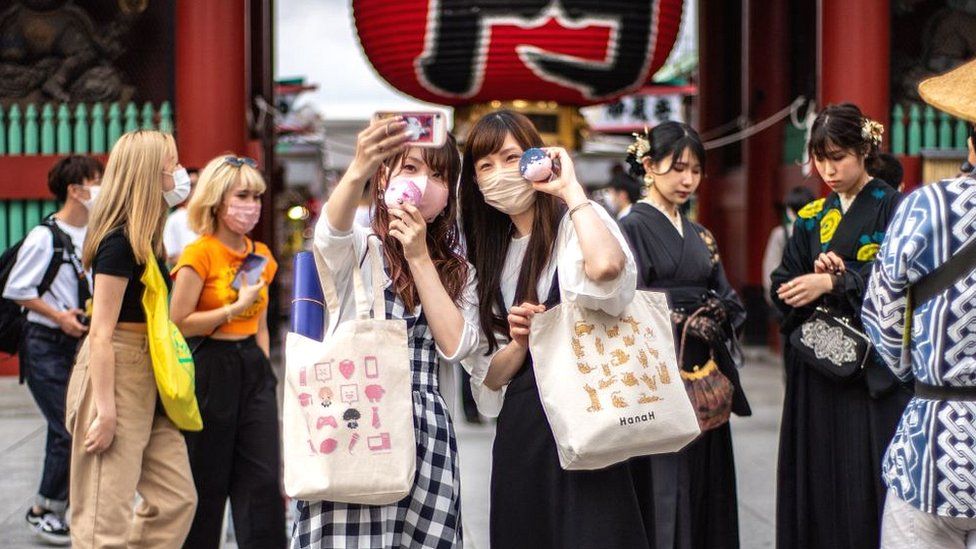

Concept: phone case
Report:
left=373, top=111, right=446, bottom=148
left=232, top=254, right=268, bottom=290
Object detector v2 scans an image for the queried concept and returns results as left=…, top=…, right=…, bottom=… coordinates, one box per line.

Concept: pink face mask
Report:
left=384, top=175, right=449, bottom=222
left=222, top=197, right=261, bottom=235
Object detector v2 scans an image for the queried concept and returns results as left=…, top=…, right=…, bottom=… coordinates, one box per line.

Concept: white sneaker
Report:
left=26, top=508, right=71, bottom=546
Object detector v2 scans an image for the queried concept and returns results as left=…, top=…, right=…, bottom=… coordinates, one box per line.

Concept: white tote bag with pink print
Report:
left=282, top=241, right=415, bottom=505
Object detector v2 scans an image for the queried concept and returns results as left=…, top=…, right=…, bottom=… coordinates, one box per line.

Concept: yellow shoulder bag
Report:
left=141, top=258, right=203, bottom=431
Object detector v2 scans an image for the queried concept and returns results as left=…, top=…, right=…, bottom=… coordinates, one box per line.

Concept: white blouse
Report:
left=313, top=211, right=483, bottom=413
left=464, top=201, right=638, bottom=417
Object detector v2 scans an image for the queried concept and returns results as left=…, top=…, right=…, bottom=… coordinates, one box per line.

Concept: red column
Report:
left=175, top=0, right=248, bottom=168
left=744, top=0, right=789, bottom=286
left=819, top=0, right=890, bottom=128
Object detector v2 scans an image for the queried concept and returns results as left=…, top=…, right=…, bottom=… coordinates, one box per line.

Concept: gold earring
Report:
left=644, top=173, right=655, bottom=186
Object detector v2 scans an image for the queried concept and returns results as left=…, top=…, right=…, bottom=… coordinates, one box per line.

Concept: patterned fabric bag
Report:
left=282, top=240, right=416, bottom=505
left=529, top=288, right=700, bottom=470
left=677, top=308, right=733, bottom=431
left=790, top=306, right=871, bottom=381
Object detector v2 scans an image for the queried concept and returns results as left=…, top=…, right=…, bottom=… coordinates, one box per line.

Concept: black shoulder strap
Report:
left=913, top=237, right=976, bottom=304
left=38, top=218, right=91, bottom=306
left=36, top=219, right=67, bottom=297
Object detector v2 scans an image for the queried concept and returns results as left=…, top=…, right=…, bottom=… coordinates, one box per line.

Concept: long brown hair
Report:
left=459, top=110, right=563, bottom=352
left=370, top=134, right=468, bottom=310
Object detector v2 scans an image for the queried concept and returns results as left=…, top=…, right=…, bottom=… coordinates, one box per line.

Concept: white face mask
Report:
left=163, top=167, right=191, bottom=207
left=477, top=166, right=536, bottom=215
left=80, top=185, right=100, bottom=210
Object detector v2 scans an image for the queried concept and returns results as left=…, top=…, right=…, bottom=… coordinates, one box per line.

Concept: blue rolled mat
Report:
left=291, top=251, right=325, bottom=341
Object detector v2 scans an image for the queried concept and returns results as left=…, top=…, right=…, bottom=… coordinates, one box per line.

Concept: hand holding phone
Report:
left=373, top=110, right=447, bottom=148
left=232, top=253, right=269, bottom=291
left=233, top=279, right=266, bottom=312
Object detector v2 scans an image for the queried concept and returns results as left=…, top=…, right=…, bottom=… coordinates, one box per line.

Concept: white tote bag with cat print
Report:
left=529, top=289, right=700, bottom=470
left=283, top=241, right=416, bottom=504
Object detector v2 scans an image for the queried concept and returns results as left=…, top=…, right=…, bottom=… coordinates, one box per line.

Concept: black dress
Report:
left=770, top=179, right=912, bottom=549
left=618, top=203, right=751, bottom=549
left=490, top=273, right=659, bottom=549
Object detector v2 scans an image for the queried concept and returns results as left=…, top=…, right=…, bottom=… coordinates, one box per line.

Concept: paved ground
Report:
left=0, top=348, right=783, bottom=548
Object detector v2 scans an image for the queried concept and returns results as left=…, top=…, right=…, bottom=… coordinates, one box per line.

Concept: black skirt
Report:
left=776, top=346, right=911, bottom=549
left=490, top=361, right=657, bottom=549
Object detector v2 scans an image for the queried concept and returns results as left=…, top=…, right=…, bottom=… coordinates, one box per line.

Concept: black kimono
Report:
left=619, top=202, right=751, bottom=549
left=770, top=178, right=912, bottom=549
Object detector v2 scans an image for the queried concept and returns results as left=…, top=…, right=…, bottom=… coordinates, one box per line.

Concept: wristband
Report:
left=223, top=304, right=234, bottom=323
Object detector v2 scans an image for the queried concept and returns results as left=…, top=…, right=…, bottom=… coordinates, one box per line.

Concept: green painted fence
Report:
left=890, top=101, right=969, bottom=155
left=0, top=100, right=173, bottom=156
left=0, top=101, right=172, bottom=251
left=0, top=200, right=60, bottom=251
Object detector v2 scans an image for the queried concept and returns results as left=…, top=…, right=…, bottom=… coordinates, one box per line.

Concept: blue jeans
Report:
left=21, top=322, right=79, bottom=512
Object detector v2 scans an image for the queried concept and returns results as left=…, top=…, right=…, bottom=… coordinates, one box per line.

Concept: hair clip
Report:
left=627, top=128, right=651, bottom=160
left=861, top=118, right=884, bottom=147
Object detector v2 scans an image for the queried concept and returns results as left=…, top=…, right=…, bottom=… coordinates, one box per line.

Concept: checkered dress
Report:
left=291, top=285, right=463, bottom=549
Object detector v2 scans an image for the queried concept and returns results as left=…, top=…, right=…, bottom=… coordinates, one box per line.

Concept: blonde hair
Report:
left=83, top=130, right=175, bottom=269
left=187, top=155, right=267, bottom=235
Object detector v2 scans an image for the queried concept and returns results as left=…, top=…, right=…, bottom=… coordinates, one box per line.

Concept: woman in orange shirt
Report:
left=169, top=155, right=285, bottom=549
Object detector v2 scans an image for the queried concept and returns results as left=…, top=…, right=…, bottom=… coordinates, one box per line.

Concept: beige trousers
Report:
left=66, top=330, right=197, bottom=549
left=881, top=489, right=976, bottom=549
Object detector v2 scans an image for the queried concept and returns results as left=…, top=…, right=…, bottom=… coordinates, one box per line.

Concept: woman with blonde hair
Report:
left=66, top=130, right=197, bottom=548
left=169, top=154, right=284, bottom=548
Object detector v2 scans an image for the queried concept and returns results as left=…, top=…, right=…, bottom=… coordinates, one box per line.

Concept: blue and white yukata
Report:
left=291, top=214, right=480, bottom=549
left=863, top=175, right=976, bottom=518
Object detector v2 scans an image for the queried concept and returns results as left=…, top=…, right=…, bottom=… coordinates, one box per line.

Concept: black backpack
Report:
left=0, top=217, right=87, bottom=355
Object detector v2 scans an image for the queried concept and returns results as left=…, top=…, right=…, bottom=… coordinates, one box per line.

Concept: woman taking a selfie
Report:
left=293, top=117, right=478, bottom=548
left=168, top=154, right=284, bottom=548
left=459, top=110, right=649, bottom=548
left=68, top=130, right=196, bottom=548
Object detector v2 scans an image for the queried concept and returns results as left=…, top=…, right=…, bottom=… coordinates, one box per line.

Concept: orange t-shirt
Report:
left=173, top=235, right=278, bottom=335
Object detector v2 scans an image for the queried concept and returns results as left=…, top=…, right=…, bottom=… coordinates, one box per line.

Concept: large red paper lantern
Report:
left=352, top=0, right=684, bottom=106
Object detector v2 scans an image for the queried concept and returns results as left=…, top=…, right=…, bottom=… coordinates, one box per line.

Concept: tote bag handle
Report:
left=312, top=236, right=386, bottom=337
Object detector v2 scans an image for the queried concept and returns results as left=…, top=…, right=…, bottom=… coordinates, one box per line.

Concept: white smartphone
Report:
left=373, top=110, right=447, bottom=148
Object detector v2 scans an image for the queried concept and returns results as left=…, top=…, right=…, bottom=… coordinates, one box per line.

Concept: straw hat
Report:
left=918, top=59, right=976, bottom=123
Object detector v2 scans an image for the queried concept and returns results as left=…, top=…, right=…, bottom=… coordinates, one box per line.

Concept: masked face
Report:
left=80, top=185, right=100, bottom=210
left=384, top=175, right=449, bottom=222
left=473, top=133, right=539, bottom=216
left=221, top=195, right=261, bottom=235
left=477, top=166, right=536, bottom=215
left=384, top=150, right=454, bottom=222
left=163, top=167, right=192, bottom=207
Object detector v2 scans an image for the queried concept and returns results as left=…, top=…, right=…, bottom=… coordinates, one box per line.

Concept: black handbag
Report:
left=789, top=306, right=871, bottom=381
